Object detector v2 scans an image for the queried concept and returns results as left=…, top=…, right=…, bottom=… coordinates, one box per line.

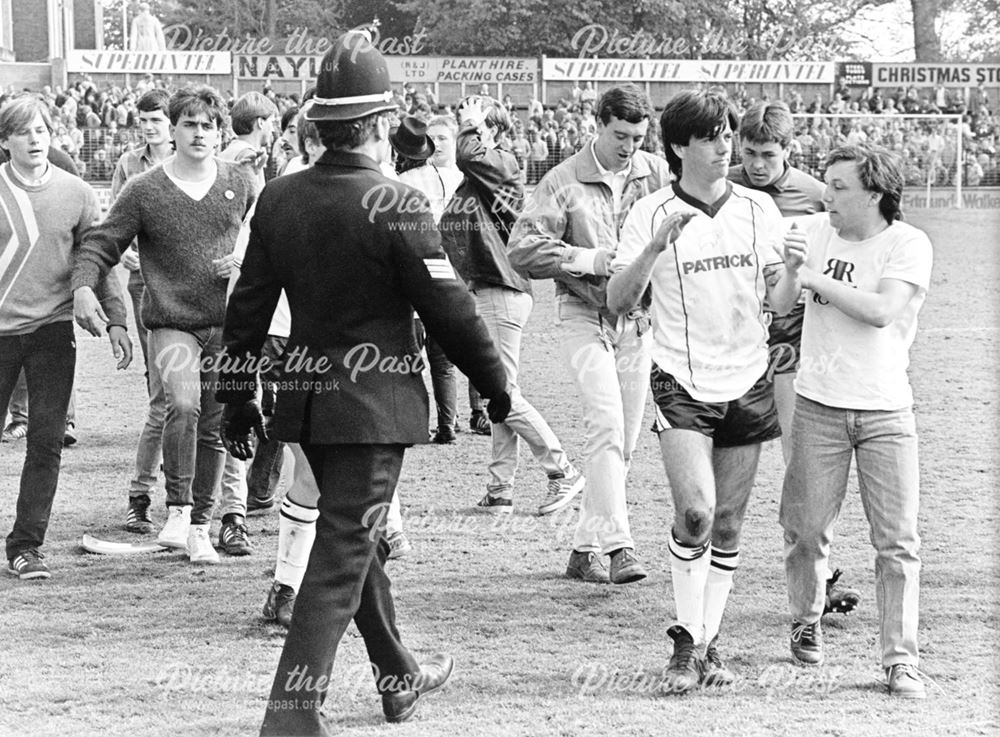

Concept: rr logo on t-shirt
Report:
left=813, top=258, right=855, bottom=305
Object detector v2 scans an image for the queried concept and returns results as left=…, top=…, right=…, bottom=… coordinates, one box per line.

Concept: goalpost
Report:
left=790, top=113, right=964, bottom=209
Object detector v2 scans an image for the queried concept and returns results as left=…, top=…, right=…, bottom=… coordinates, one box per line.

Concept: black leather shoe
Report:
left=381, top=653, right=454, bottom=724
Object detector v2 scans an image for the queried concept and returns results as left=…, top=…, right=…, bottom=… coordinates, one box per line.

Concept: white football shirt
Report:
left=612, top=181, right=786, bottom=402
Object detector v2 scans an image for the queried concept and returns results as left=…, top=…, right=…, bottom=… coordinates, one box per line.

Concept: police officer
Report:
left=217, top=32, right=510, bottom=736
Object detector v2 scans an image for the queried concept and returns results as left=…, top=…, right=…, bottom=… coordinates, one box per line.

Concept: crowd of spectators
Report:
left=2, top=73, right=997, bottom=189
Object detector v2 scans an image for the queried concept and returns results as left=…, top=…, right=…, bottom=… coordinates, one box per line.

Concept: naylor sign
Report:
left=544, top=58, right=833, bottom=83
left=67, top=50, right=230, bottom=75
left=872, top=63, right=1000, bottom=87
left=237, top=55, right=537, bottom=84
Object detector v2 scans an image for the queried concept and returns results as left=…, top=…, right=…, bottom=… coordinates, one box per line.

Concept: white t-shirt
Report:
left=612, top=181, right=785, bottom=402
left=399, top=164, right=463, bottom=224
left=793, top=214, right=932, bottom=410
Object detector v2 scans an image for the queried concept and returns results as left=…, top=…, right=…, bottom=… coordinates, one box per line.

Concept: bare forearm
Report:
left=607, top=245, right=659, bottom=314
left=767, top=269, right=802, bottom=316
left=802, top=268, right=914, bottom=328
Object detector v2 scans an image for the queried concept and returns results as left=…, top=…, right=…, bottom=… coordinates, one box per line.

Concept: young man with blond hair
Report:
left=0, top=95, right=131, bottom=580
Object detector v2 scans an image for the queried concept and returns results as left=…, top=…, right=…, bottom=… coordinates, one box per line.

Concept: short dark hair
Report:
left=316, top=111, right=387, bottom=152
left=279, top=106, right=299, bottom=133
left=595, top=83, right=653, bottom=126
left=168, top=86, right=227, bottom=128
left=739, top=100, right=793, bottom=148
left=136, top=88, right=170, bottom=116
left=825, top=144, right=904, bottom=223
left=660, top=88, right=739, bottom=178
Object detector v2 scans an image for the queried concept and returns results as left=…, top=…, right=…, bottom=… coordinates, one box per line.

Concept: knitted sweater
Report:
left=0, top=163, right=126, bottom=336
left=72, top=160, right=256, bottom=331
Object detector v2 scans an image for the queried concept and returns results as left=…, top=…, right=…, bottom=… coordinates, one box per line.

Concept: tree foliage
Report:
left=105, top=0, right=999, bottom=62
left=394, top=0, right=900, bottom=59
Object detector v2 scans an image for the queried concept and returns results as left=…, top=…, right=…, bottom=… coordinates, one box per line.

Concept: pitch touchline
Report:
left=920, top=326, right=998, bottom=333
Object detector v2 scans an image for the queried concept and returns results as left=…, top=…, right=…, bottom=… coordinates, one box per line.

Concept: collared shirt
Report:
left=727, top=163, right=825, bottom=218
left=590, top=139, right=632, bottom=219
left=111, top=143, right=161, bottom=199
left=612, top=181, right=785, bottom=402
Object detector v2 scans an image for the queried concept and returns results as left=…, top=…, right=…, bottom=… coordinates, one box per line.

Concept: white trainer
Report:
left=187, top=524, right=219, bottom=564
left=156, top=505, right=191, bottom=549
left=538, top=468, right=586, bottom=516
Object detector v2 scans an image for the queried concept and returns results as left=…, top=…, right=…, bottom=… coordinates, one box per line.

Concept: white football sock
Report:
left=275, top=496, right=318, bottom=591
left=703, top=546, right=740, bottom=646
left=668, top=531, right=711, bottom=644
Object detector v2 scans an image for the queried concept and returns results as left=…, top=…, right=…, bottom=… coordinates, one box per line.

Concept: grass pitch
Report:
left=1, top=209, right=997, bottom=737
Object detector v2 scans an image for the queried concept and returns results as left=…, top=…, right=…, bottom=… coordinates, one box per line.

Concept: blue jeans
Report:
left=780, top=395, right=921, bottom=668
left=0, top=321, right=76, bottom=559
left=148, top=327, right=226, bottom=526
left=556, top=295, right=650, bottom=554
left=472, top=286, right=570, bottom=492
left=128, top=334, right=165, bottom=499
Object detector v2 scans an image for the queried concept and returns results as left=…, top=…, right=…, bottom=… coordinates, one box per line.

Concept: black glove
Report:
left=222, top=400, right=268, bottom=460
left=486, top=389, right=512, bottom=424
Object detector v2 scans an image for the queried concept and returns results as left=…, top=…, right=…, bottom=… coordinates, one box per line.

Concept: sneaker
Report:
left=431, top=425, right=456, bottom=444
left=823, top=568, right=861, bottom=615
left=187, top=524, right=219, bottom=564
left=538, top=468, right=585, bottom=516
left=476, top=491, right=513, bottom=512
left=469, top=410, right=491, bottom=436
left=262, top=581, right=296, bottom=627
left=790, top=620, right=824, bottom=666
left=662, top=625, right=701, bottom=694
left=886, top=664, right=927, bottom=699
left=1, top=421, right=27, bottom=442
left=246, top=494, right=275, bottom=512
left=125, top=495, right=154, bottom=534
left=156, top=505, right=191, bottom=549
left=701, top=637, right=735, bottom=687
left=219, top=517, right=252, bottom=556
left=608, top=547, right=648, bottom=584
left=7, top=548, right=50, bottom=580
left=63, top=422, right=77, bottom=447
left=387, top=531, right=412, bottom=560
left=565, top=550, right=610, bottom=584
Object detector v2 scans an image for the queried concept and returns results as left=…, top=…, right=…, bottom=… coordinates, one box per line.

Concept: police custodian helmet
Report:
left=305, top=31, right=397, bottom=122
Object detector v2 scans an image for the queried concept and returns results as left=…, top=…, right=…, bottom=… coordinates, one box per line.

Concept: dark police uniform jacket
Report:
left=218, top=149, right=506, bottom=445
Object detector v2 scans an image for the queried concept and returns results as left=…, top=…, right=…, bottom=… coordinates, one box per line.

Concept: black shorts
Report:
left=650, top=367, right=781, bottom=448
left=767, top=302, right=805, bottom=376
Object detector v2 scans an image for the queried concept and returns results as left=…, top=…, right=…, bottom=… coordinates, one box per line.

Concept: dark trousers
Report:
left=426, top=335, right=457, bottom=430
left=0, top=321, right=76, bottom=560
left=260, top=443, right=418, bottom=737
left=247, top=335, right=286, bottom=500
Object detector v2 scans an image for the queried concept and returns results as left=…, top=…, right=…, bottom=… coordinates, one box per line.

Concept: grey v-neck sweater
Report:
left=73, top=160, right=256, bottom=331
